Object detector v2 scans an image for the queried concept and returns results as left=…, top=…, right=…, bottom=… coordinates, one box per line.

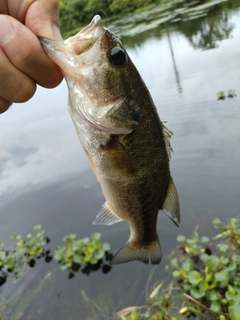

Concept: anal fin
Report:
left=93, top=202, right=123, bottom=226
left=162, top=175, right=180, bottom=227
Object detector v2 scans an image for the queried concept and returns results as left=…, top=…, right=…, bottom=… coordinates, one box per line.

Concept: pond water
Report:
left=0, top=0, right=240, bottom=319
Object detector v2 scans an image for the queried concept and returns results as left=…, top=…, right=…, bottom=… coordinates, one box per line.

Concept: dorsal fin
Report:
left=162, top=175, right=180, bottom=226
left=162, top=122, right=173, bottom=160
left=93, top=202, right=123, bottom=225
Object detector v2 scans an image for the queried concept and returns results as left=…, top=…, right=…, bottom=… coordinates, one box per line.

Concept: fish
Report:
left=39, top=15, right=180, bottom=265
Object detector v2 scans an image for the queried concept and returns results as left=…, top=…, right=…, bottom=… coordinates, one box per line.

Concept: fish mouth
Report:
left=38, top=15, right=105, bottom=60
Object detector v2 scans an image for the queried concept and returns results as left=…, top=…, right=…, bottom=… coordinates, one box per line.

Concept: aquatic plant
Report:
left=0, top=226, right=111, bottom=286
left=217, top=90, right=237, bottom=100
left=54, top=232, right=110, bottom=270
left=227, top=90, right=236, bottom=98
left=0, top=225, right=48, bottom=283
left=217, top=91, right=225, bottom=100
left=117, top=217, right=240, bottom=320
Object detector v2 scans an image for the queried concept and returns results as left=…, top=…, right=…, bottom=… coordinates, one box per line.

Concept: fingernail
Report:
left=52, top=24, right=63, bottom=41
left=0, top=15, right=15, bottom=44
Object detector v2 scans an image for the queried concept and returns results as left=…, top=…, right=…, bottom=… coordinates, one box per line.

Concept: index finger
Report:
left=0, top=15, right=63, bottom=89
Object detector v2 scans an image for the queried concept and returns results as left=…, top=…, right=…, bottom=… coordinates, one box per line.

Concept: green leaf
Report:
left=182, top=259, right=193, bottom=272
left=60, top=264, right=69, bottom=270
left=186, top=238, right=197, bottom=245
left=72, top=239, right=84, bottom=251
left=192, top=231, right=199, bottom=241
left=205, top=255, right=219, bottom=271
left=183, top=283, right=191, bottom=291
left=219, top=256, right=229, bottom=265
left=102, top=242, right=110, bottom=251
left=91, top=232, right=101, bottom=241
left=198, top=280, right=208, bottom=293
left=216, top=243, right=229, bottom=254
left=214, top=269, right=229, bottom=285
left=225, top=290, right=236, bottom=302
left=213, top=218, right=222, bottom=225
left=63, top=234, right=76, bottom=243
left=201, top=236, right=210, bottom=243
left=177, top=235, right=186, bottom=242
left=0, top=251, right=6, bottom=261
left=94, top=249, right=105, bottom=260
left=209, top=301, right=221, bottom=314
left=188, top=271, right=202, bottom=285
left=179, top=268, right=187, bottom=278
left=200, top=253, right=209, bottom=263
left=226, top=262, right=237, bottom=273
left=228, top=305, right=240, bottom=320
left=33, top=225, right=42, bottom=232
left=229, top=218, right=238, bottom=227
left=233, top=274, right=240, bottom=287
left=232, top=254, right=240, bottom=264
left=170, top=258, right=178, bottom=268
left=172, top=270, right=180, bottom=277
left=208, top=290, right=219, bottom=301
left=228, top=285, right=236, bottom=295
left=190, top=287, right=205, bottom=299
left=73, top=255, right=84, bottom=264
left=81, top=237, right=89, bottom=245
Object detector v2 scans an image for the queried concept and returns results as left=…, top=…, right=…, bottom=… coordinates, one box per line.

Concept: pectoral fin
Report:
left=162, top=176, right=180, bottom=226
left=93, top=202, right=123, bottom=225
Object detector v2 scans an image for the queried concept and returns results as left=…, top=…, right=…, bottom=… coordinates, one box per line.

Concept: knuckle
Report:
left=5, top=76, right=36, bottom=103
left=13, top=79, right=36, bottom=102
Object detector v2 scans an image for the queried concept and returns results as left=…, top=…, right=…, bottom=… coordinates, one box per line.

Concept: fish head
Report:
left=39, top=15, right=141, bottom=134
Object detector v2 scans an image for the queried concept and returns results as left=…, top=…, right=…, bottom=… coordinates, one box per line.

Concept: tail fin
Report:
left=110, top=238, right=162, bottom=265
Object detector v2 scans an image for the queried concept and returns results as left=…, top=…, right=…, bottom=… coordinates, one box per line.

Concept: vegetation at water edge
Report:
left=118, top=217, right=240, bottom=320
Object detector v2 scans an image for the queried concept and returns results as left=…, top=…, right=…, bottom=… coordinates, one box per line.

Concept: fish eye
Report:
left=108, top=47, right=127, bottom=66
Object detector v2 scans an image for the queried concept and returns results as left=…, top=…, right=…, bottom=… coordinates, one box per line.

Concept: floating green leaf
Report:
left=213, top=218, right=222, bottom=225
left=216, top=243, right=229, bottom=254
left=214, top=269, right=229, bottom=285
left=205, top=255, right=219, bottom=271
left=170, top=257, right=179, bottom=268
left=177, top=235, right=186, bottom=242
left=210, top=301, right=221, bottom=314
left=190, top=287, right=205, bottom=299
left=182, top=259, right=194, bottom=272
left=201, top=236, right=210, bottom=243
left=228, top=305, right=240, bottom=320
left=188, top=271, right=202, bottom=285
left=207, top=290, right=219, bottom=301
left=219, top=256, right=229, bottom=265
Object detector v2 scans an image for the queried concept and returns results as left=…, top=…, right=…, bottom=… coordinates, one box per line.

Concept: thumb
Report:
left=25, top=0, right=63, bottom=41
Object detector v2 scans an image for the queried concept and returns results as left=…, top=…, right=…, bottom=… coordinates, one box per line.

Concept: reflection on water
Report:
left=0, top=1, right=240, bottom=319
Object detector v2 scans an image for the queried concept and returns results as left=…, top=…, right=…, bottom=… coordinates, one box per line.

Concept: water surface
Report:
left=0, top=0, right=240, bottom=318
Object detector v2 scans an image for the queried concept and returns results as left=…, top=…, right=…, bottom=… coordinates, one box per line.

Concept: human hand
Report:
left=0, top=0, right=63, bottom=113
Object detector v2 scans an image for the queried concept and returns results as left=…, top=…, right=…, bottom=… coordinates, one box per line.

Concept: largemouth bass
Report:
left=39, top=15, right=180, bottom=265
